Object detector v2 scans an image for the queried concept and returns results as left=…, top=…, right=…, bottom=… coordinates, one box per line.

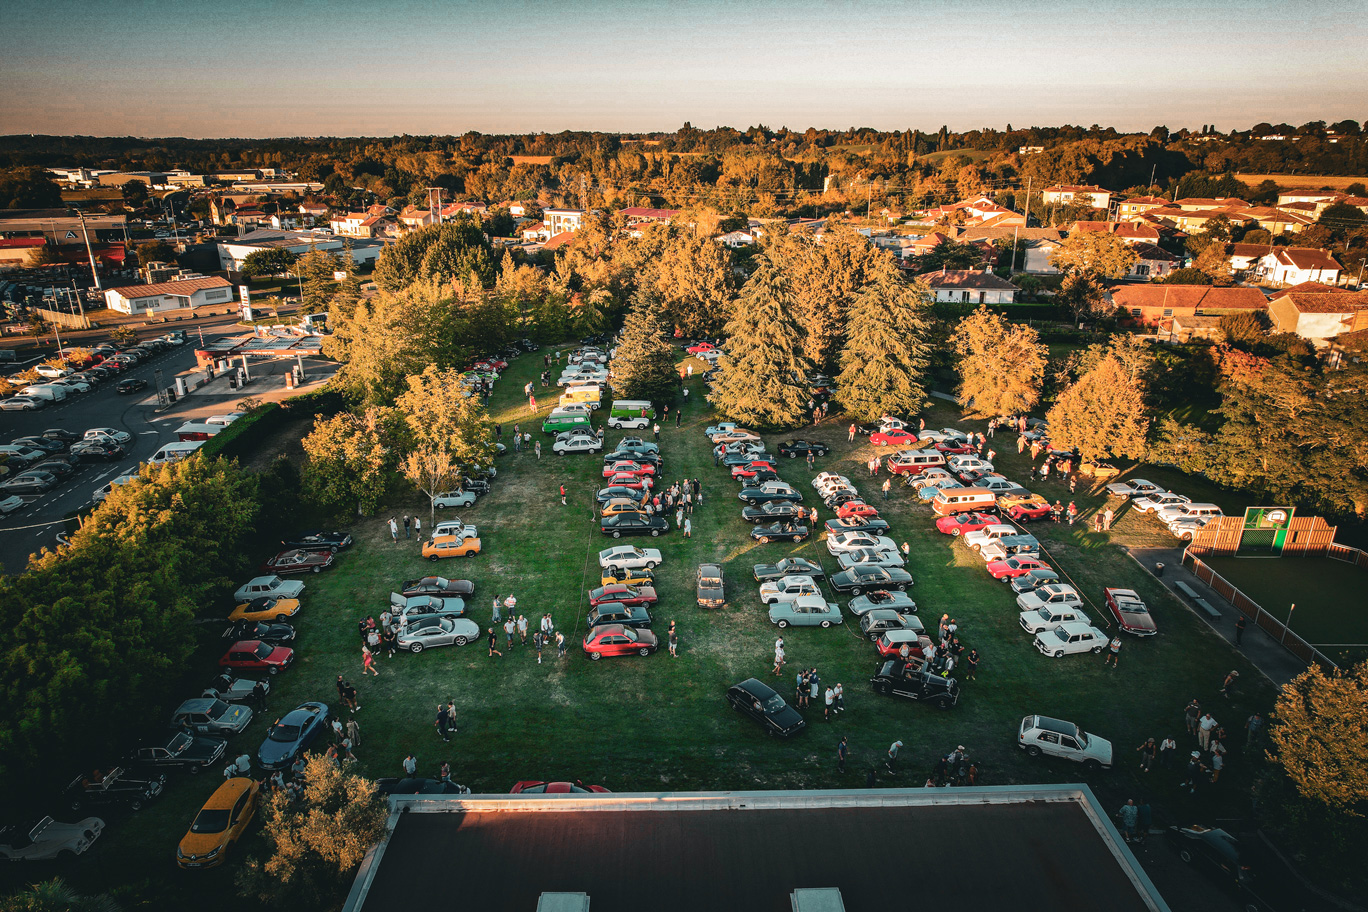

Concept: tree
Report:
left=372, top=219, right=493, bottom=292
left=1163, top=267, right=1213, bottom=285
left=611, top=292, right=681, bottom=405
left=0, top=168, right=63, bottom=209
left=1045, top=340, right=1152, bottom=460
left=134, top=239, right=177, bottom=266
left=295, top=246, right=339, bottom=312
left=395, top=366, right=497, bottom=473
left=1219, top=310, right=1271, bottom=348
left=401, top=445, right=461, bottom=524
left=240, top=247, right=299, bottom=278
left=834, top=259, right=933, bottom=421
left=649, top=230, right=736, bottom=338
left=1057, top=274, right=1110, bottom=322
left=301, top=407, right=404, bottom=515
left=237, top=756, right=388, bottom=907
left=1192, top=243, right=1235, bottom=285
left=920, top=238, right=981, bottom=271
left=0, top=878, right=119, bottom=912
left=120, top=180, right=148, bottom=208
left=708, top=255, right=811, bottom=429
left=1269, top=663, right=1368, bottom=816
left=1320, top=202, right=1367, bottom=229
left=1049, top=230, right=1137, bottom=279
left=952, top=306, right=1049, bottom=417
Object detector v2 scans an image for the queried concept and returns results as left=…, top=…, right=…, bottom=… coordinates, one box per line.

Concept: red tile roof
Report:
left=1266, top=247, right=1340, bottom=271
left=1111, top=285, right=1268, bottom=311
left=542, top=231, right=576, bottom=251
left=108, top=276, right=232, bottom=299
left=1269, top=291, right=1368, bottom=313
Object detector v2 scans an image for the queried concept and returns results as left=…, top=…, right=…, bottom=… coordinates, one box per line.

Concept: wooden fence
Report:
left=1184, top=553, right=1340, bottom=671
left=1328, top=543, right=1368, bottom=569
left=1189, top=515, right=1337, bottom=558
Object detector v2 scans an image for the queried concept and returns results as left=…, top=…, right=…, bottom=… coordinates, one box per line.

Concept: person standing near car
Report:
left=1103, top=636, right=1121, bottom=668
left=668, top=621, right=678, bottom=658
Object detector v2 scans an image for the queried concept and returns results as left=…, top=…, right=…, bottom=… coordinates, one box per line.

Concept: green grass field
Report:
left=16, top=350, right=1279, bottom=910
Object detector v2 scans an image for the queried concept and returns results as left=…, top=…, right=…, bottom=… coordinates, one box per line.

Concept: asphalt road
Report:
left=0, top=327, right=240, bottom=574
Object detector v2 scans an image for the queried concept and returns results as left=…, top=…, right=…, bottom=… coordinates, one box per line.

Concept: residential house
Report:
left=1115, top=196, right=1169, bottom=221
left=1257, top=247, right=1341, bottom=286
left=917, top=197, right=1025, bottom=229
left=1276, top=191, right=1343, bottom=206
left=618, top=207, right=681, bottom=226
left=1133, top=207, right=1253, bottom=234
left=104, top=276, right=234, bottom=315
left=716, top=230, right=758, bottom=248
left=1267, top=289, right=1368, bottom=346
left=1223, top=242, right=1278, bottom=275
left=520, top=222, right=551, bottom=242
left=298, top=201, right=330, bottom=219
left=1041, top=185, right=1113, bottom=210
left=542, top=231, right=576, bottom=252
left=216, top=229, right=387, bottom=273
left=1109, top=285, right=1267, bottom=333
left=1069, top=221, right=1162, bottom=246
left=544, top=208, right=587, bottom=235
left=439, top=202, right=488, bottom=221
left=268, top=213, right=299, bottom=230
left=1020, top=238, right=1064, bottom=274
left=1238, top=207, right=1315, bottom=234
left=1125, top=243, right=1177, bottom=280
left=398, top=207, right=438, bottom=232
left=331, top=212, right=389, bottom=238
left=1172, top=197, right=1249, bottom=212
left=917, top=269, right=1018, bottom=304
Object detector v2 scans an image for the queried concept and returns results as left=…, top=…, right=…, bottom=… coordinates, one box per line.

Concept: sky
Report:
left=1, top=0, right=1365, bottom=138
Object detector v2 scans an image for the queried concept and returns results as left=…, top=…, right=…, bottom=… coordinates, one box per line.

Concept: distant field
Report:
left=61, top=188, right=122, bottom=201
left=918, top=149, right=994, bottom=164
left=1236, top=173, right=1367, bottom=190
left=509, top=155, right=554, bottom=165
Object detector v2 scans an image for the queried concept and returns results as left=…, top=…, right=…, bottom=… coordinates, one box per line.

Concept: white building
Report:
left=1041, top=185, right=1113, bottom=210
left=1257, top=247, right=1342, bottom=287
left=917, top=269, right=1018, bottom=304
left=216, top=230, right=387, bottom=273
left=104, top=276, right=234, bottom=315
left=544, top=209, right=586, bottom=235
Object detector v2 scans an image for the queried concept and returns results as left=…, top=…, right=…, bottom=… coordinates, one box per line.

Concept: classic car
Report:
left=64, top=767, right=165, bottom=813
left=1018, top=714, right=1113, bottom=770
left=602, top=460, right=656, bottom=478
left=825, top=531, right=896, bottom=555
left=553, top=432, right=603, bottom=454
left=835, top=501, right=881, bottom=520
left=768, top=595, right=842, bottom=628
left=823, top=516, right=890, bottom=535
left=282, top=531, right=353, bottom=553
left=390, top=592, right=466, bottom=620
left=421, top=535, right=482, bottom=560
left=599, top=545, right=661, bottom=570
left=742, top=501, right=804, bottom=523
left=751, top=522, right=809, bottom=544
left=1019, top=605, right=1090, bottom=635
left=1016, top=583, right=1083, bottom=613
left=1105, top=478, right=1166, bottom=498
left=869, top=659, right=959, bottom=708
left=874, top=629, right=933, bottom=658
left=986, top=556, right=1052, bottom=580
left=233, top=576, right=305, bottom=602
left=836, top=547, right=905, bottom=570
left=738, top=481, right=802, bottom=505
left=935, top=512, right=998, bottom=536
left=588, top=583, right=657, bottom=607
left=858, top=609, right=923, bottom=641
left=510, top=780, right=610, bottom=794
left=1105, top=587, right=1157, bottom=636
left=753, top=557, right=825, bottom=582
left=202, top=673, right=269, bottom=705
left=1009, top=567, right=1062, bottom=594
left=1033, top=622, right=1108, bottom=657
left=586, top=602, right=653, bottom=629
left=221, top=620, right=296, bottom=646
left=726, top=678, right=805, bottom=737
left=600, top=512, right=669, bottom=538
left=170, top=698, right=254, bottom=736
left=759, top=574, right=821, bottom=604
left=229, top=596, right=301, bottom=623
left=401, top=576, right=476, bottom=597
left=776, top=439, right=829, bottom=458
left=0, top=815, right=104, bottom=861
left=696, top=564, right=725, bottom=608
left=1132, top=492, right=1191, bottom=514
left=219, top=640, right=295, bottom=675
left=829, top=565, right=913, bottom=595
left=582, top=624, right=659, bottom=660
left=847, top=589, right=918, bottom=616
left=870, top=429, right=918, bottom=447
left=127, top=731, right=227, bottom=774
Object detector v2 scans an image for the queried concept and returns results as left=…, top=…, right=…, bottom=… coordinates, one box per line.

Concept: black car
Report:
left=586, top=602, right=653, bottom=629
left=738, top=483, right=802, bottom=505
left=69, top=441, right=124, bottom=461
left=1165, top=826, right=1275, bottom=911
left=519, top=339, right=540, bottom=352
left=12, top=436, right=65, bottom=454
left=727, top=678, right=806, bottom=738
left=753, top=557, right=826, bottom=582
left=604, top=449, right=661, bottom=466
left=401, top=576, right=476, bottom=597
left=376, top=777, right=471, bottom=795
left=722, top=451, right=773, bottom=467
left=597, top=485, right=646, bottom=504
left=742, top=501, right=803, bottom=523
left=601, top=513, right=669, bottom=538
left=222, top=620, right=296, bottom=645
left=283, top=530, right=353, bottom=553
left=127, top=732, right=227, bottom=774
left=829, top=565, right=913, bottom=594
left=463, top=478, right=492, bottom=495
left=65, top=767, right=165, bottom=813
left=697, top=564, right=725, bottom=608
left=869, top=660, right=959, bottom=709
left=751, top=522, right=809, bottom=544
left=30, top=460, right=76, bottom=479
left=777, top=440, right=829, bottom=459
left=822, top=489, right=863, bottom=509
left=41, top=429, right=82, bottom=444
left=116, top=377, right=148, bottom=394
left=824, top=516, right=891, bottom=535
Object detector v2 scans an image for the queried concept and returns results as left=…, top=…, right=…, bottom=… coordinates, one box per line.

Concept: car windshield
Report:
left=762, top=694, right=786, bottom=713
left=270, top=723, right=302, bottom=742
left=621, top=628, right=641, bottom=643
left=253, top=642, right=274, bottom=659
left=169, top=732, right=193, bottom=752
left=190, top=808, right=232, bottom=834
left=207, top=700, right=230, bottom=717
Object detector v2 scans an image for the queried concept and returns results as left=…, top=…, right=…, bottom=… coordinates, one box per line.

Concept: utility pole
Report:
left=78, top=211, right=102, bottom=291
left=866, top=183, right=872, bottom=221
left=1009, top=224, right=1020, bottom=274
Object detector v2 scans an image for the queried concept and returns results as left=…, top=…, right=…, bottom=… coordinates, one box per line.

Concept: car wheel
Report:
left=276, top=614, right=288, bottom=621
left=787, top=452, right=796, bottom=459
left=1053, top=649, right=1064, bottom=658
left=897, top=584, right=907, bottom=592
left=312, top=566, right=321, bottom=573
left=1025, top=745, right=1042, bottom=758
left=645, top=561, right=656, bottom=569
left=1083, top=759, right=1101, bottom=772
left=938, top=699, right=954, bottom=710
left=951, top=528, right=961, bottom=536
left=777, top=619, right=789, bottom=629
left=129, top=799, right=144, bottom=811
left=850, top=587, right=862, bottom=595
left=1179, top=849, right=1193, bottom=864
left=454, top=635, right=469, bottom=646
left=969, top=543, right=981, bottom=551
left=650, top=530, right=659, bottom=537
left=820, top=620, right=831, bottom=628
left=191, top=764, right=201, bottom=774
left=409, top=643, right=425, bottom=653
left=429, top=554, right=440, bottom=562
left=436, top=503, right=447, bottom=509
left=869, top=633, right=880, bottom=642
left=269, top=666, right=280, bottom=674
left=638, top=647, right=651, bottom=656
left=589, top=651, right=602, bottom=661
left=759, top=536, right=770, bottom=544
left=1092, top=645, right=1103, bottom=654
left=466, top=550, right=478, bottom=558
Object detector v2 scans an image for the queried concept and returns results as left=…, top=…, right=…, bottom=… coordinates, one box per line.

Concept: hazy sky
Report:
left=2, top=0, right=1365, bottom=137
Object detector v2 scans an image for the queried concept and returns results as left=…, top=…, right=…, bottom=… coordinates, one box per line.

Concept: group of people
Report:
left=794, top=668, right=845, bottom=720
left=387, top=514, right=423, bottom=543
left=1129, top=698, right=1265, bottom=796
left=487, top=611, right=564, bottom=663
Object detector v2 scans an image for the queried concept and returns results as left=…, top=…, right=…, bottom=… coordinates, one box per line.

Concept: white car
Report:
left=1132, top=492, right=1190, bottom=514
left=963, top=524, right=1017, bottom=552
left=34, top=365, right=73, bottom=379
left=910, top=469, right=956, bottom=491
left=432, top=519, right=477, bottom=541
left=85, top=427, right=132, bottom=446
left=433, top=490, right=477, bottom=508
left=233, top=575, right=305, bottom=602
left=598, top=545, right=662, bottom=571
left=52, top=378, right=92, bottom=393
left=1034, top=621, right=1108, bottom=657
left=91, top=473, right=138, bottom=503
left=0, top=495, right=25, bottom=514
left=759, top=574, right=820, bottom=604
left=979, top=538, right=1041, bottom=563
left=552, top=432, right=602, bottom=455
left=1105, top=478, right=1165, bottom=498
left=1015, top=583, right=1082, bottom=613
left=1019, top=605, right=1089, bottom=634
left=1169, top=517, right=1209, bottom=541
left=0, top=396, right=46, bottom=411
left=1018, top=715, right=1113, bottom=770
left=876, top=416, right=911, bottom=433
left=559, top=369, right=609, bottom=386
left=815, top=478, right=857, bottom=497
left=837, top=548, right=905, bottom=570
left=826, top=532, right=896, bottom=555
left=946, top=455, right=992, bottom=474
left=1156, top=502, right=1223, bottom=525
left=811, top=472, right=852, bottom=489
left=0, top=815, right=104, bottom=861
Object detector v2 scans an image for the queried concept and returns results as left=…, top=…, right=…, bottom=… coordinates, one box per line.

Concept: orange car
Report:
left=229, top=596, right=301, bottom=623
left=176, top=777, right=259, bottom=869
left=422, top=535, right=482, bottom=561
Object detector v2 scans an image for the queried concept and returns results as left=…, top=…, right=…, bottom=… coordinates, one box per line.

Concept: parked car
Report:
left=0, top=494, right=26, bottom=514
left=874, top=629, right=932, bottom=658
left=601, top=512, right=669, bottom=538
left=282, top=531, right=353, bottom=553
left=759, top=575, right=820, bottom=605
left=830, top=565, right=913, bottom=595
left=257, top=702, right=329, bottom=770
left=176, top=777, right=259, bottom=869
left=261, top=549, right=334, bottom=575
left=986, top=556, right=1051, bottom=580
left=553, top=432, right=602, bottom=455
left=233, top=576, right=305, bottom=602
left=1003, top=496, right=1054, bottom=523
left=599, top=545, right=661, bottom=571
left=397, top=616, right=482, bottom=651
left=64, top=767, right=165, bottom=813
left=0, top=396, right=45, bottom=411
left=1105, top=587, right=1157, bottom=636
left=128, top=726, right=228, bottom=773
left=826, top=531, right=895, bottom=555
left=1033, top=622, right=1108, bottom=658
left=1009, top=567, right=1062, bottom=594
left=422, top=535, right=482, bottom=560
left=69, top=441, right=124, bottom=460
left=696, top=564, right=725, bottom=608
left=858, top=609, right=922, bottom=641
left=1164, top=825, right=1270, bottom=909
left=582, top=624, right=659, bottom=660
left=742, top=501, right=804, bottom=523
left=202, top=673, right=268, bottom=706
left=0, top=815, right=104, bottom=861
left=933, top=512, right=996, bottom=536
left=390, top=592, right=466, bottom=620
left=1106, top=478, right=1165, bottom=498
left=229, top=596, right=300, bottom=623
left=588, top=583, right=657, bottom=607
left=84, top=427, right=131, bottom=446
left=1132, top=492, right=1191, bottom=514
left=1016, top=583, right=1082, bottom=613
left=753, top=557, right=825, bottom=582
left=1018, top=714, right=1113, bottom=770
left=751, top=522, right=809, bottom=544
left=777, top=439, right=828, bottom=459
left=509, top=780, right=610, bottom=794
left=116, top=377, right=148, bottom=394
left=586, top=602, right=652, bottom=629
left=221, top=620, right=296, bottom=646
left=738, top=481, right=802, bottom=505
left=730, top=463, right=779, bottom=482
left=869, top=660, right=959, bottom=708
left=1019, top=604, right=1090, bottom=634
left=836, top=548, right=904, bottom=570
left=0, top=475, right=53, bottom=495
left=768, top=595, right=842, bottom=628
left=401, top=576, right=475, bottom=597
left=823, top=516, right=890, bottom=536
left=170, top=698, right=254, bottom=736
left=433, top=489, right=478, bottom=508
left=835, top=501, right=880, bottom=520
left=726, top=678, right=805, bottom=737
left=219, top=640, right=295, bottom=675
left=870, top=429, right=918, bottom=447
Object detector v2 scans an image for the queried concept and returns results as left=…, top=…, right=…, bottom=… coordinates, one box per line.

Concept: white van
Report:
left=205, top=413, right=244, bottom=427
left=21, top=384, right=68, bottom=402
left=147, top=441, right=204, bottom=466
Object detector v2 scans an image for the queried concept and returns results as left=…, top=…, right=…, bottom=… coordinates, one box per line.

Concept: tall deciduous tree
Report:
left=1049, top=230, right=1137, bottom=279
left=395, top=366, right=497, bottom=473
left=708, top=255, right=811, bottom=429
left=401, top=446, right=461, bottom=525
left=372, top=219, right=493, bottom=292
left=650, top=230, right=736, bottom=338
left=611, top=292, right=680, bottom=405
left=301, top=407, right=404, bottom=515
left=240, top=247, right=298, bottom=278
left=1046, top=343, right=1152, bottom=460
left=952, top=306, right=1049, bottom=417
left=834, top=259, right=933, bottom=421
left=1269, top=663, right=1368, bottom=816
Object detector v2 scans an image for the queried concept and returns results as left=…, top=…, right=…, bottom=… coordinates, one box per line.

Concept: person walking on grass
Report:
left=388, top=516, right=399, bottom=543
left=1103, top=507, right=1114, bottom=531
left=556, top=630, right=567, bottom=658
left=824, top=686, right=835, bottom=720
left=1220, top=670, right=1240, bottom=699
left=535, top=440, right=541, bottom=459
left=1136, top=738, right=1156, bottom=772
left=492, top=596, right=501, bottom=624
left=837, top=736, right=848, bottom=773
left=560, top=484, right=566, bottom=506
left=517, top=614, right=528, bottom=645
left=362, top=645, right=380, bottom=676
left=534, top=631, right=544, bottom=664
left=435, top=704, right=451, bottom=743
left=488, top=627, right=502, bottom=657
left=886, top=739, right=903, bottom=772
left=403, top=515, right=411, bottom=539
left=668, top=621, right=678, bottom=657
left=413, top=516, right=421, bottom=541
left=1184, top=699, right=1201, bottom=736
left=683, top=517, right=692, bottom=538
left=773, top=638, right=786, bottom=675
left=504, top=617, right=516, bottom=650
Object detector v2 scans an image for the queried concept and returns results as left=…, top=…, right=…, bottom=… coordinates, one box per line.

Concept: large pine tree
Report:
left=708, top=255, right=811, bottom=429
left=611, top=292, right=680, bottom=406
left=835, top=258, right=933, bottom=421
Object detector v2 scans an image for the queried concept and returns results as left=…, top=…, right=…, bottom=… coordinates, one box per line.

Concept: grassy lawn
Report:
left=31, top=351, right=1282, bottom=910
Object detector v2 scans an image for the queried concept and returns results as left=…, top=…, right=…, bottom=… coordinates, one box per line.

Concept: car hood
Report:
left=770, top=704, right=805, bottom=732
left=182, top=738, right=229, bottom=763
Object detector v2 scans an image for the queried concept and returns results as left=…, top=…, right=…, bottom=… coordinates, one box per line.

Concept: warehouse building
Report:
left=104, top=276, right=234, bottom=315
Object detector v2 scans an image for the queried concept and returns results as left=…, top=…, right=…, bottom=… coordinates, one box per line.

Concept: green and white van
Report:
left=542, top=412, right=593, bottom=435
left=608, top=400, right=654, bottom=430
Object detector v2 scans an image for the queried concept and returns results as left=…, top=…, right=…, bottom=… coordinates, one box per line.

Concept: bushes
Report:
left=199, top=403, right=284, bottom=460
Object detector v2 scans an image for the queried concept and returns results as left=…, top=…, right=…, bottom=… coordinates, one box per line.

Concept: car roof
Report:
left=734, top=677, right=776, bottom=699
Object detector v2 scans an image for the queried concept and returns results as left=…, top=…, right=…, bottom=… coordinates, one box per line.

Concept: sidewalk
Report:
left=1126, top=546, right=1306, bottom=687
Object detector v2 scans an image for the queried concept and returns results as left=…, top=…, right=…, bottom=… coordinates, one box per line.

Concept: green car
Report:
left=768, top=595, right=842, bottom=629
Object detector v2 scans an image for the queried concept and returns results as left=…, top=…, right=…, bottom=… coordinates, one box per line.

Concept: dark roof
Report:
left=917, top=269, right=1018, bottom=290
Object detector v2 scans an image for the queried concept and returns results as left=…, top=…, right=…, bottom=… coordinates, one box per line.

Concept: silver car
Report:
left=397, top=616, right=482, bottom=652
left=171, top=697, right=254, bottom=735
left=0, top=816, right=104, bottom=861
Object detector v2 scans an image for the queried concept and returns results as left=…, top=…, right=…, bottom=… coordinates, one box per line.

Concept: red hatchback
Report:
left=510, top=780, right=611, bottom=794
left=870, top=429, right=918, bottom=447
left=934, top=440, right=976, bottom=455
left=582, top=624, right=660, bottom=660
left=605, top=473, right=652, bottom=491
left=219, top=640, right=294, bottom=675
left=986, top=556, right=1051, bottom=580
left=603, top=461, right=655, bottom=478
left=588, top=583, right=658, bottom=607
left=934, top=512, right=997, bottom=536
left=836, top=501, right=881, bottom=520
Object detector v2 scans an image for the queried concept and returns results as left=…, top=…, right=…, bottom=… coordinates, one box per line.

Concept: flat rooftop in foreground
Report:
left=346, top=787, right=1168, bottom=912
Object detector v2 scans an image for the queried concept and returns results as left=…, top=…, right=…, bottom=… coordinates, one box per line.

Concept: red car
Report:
left=934, top=512, right=997, bottom=536
left=686, top=342, right=716, bottom=355
left=870, top=429, right=918, bottom=447
left=606, top=473, right=652, bottom=491
left=261, top=549, right=336, bottom=575
left=582, top=624, right=659, bottom=660
left=1105, top=587, right=1158, bottom=636
left=874, top=631, right=930, bottom=658
left=1006, top=502, right=1053, bottom=522
left=588, top=583, right=658, bottom=607
left=836, top=501, right=881, bottom=520
left=603, top=460, right=655, bottom=479
left=986, top=556, right=1051, bottom=580
left=474, top=358, right=507, bottom=370
left=934, top=440, right=976, bottom=455
left=219, top=640, right=294, bottom=675
left=510, top=781, right=611, bottom=794
left=731, top=462, right=778, bottom=480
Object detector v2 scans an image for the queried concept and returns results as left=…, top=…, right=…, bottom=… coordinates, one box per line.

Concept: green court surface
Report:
left=1202, top=555, right=1368, bottom=667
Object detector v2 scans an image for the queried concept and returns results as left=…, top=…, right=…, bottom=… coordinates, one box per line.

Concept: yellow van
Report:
left=558, top=386, right=602, bottom=410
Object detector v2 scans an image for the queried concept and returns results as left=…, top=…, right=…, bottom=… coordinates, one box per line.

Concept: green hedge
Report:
left=199, top=403, right=285, bottom=460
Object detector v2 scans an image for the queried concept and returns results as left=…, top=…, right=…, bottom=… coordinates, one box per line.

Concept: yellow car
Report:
left=423, top=535, right=482, bottom=561
left=176, top=777, right=259, bottom=869
left=1080, top=461, right=1120, bottom=479
left=601, top=566, right=654, bottom=587
left=996, top=491, right=1049, bottom=512
left=229, top=596, right=301, bottom=622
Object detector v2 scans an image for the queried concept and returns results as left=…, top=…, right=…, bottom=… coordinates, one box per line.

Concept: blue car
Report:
left=257, top=702, right=330, bottom=770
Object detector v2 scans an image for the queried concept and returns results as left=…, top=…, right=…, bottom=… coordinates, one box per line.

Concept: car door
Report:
left=605, top=634, right=630, bottom=656
left=1036, top=730, right=1062, bottom=759
left=1059, top=735, right=1082, bottom=759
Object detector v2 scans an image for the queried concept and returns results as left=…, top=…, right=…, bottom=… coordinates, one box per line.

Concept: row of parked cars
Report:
left=1, top=334, right=181, bottom=411
left=0, top=426, right=134, bottom=506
